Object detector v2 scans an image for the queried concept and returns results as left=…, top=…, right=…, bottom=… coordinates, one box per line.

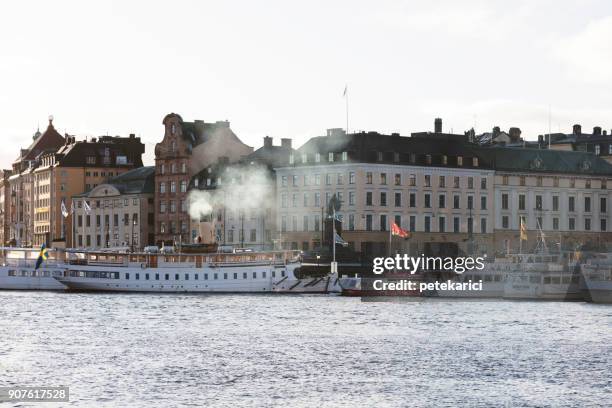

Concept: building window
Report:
left=601, top=218, right=607, bottom=232
left=454, top=217, right=460, bottom=232
left=394, top=193, right=401, bottom=207
left=502, top=216, right=509, bottom=229
left=365, top=214, right=372, bottom=231
left=380, top=192, right=387, bottom=206
left=584, top=196, right=591, bottom=213
left=439, top=176, right=445, bottom=188
left=349, top=172, right=355, bottom=184
left=328, top=152, right=334, bottom=162
left=481, top=178, right=487, bottom=189
left=170, top=181, right=176, bottom=193
left=472, top=157, right=479, bottom=167
left=481, top=196, right=487, bottom=210
left=480, top=218, right=487, bottom=233
left=366, top=192, right=372, bottom=206
left=502, top=193, right=509, bottom=210
left=552, top=196, right=559, bottom=211
left=502, top=175, right=509, bottom=185
left=535, top=195, right=543, bottom=210
left=409, top=216, right=416, bottom=232
left=520, top=176, right=526, bottom=186
left=424, top=216, right=431, bottom=232
left=377, top=152, right=383, bottom=161
left=424, top=193, right=431, bottom=208
left=438, top=216, right=445, bottom=233
left=380, top=173, right=387, bottom=185
left=467, top=177, right=474, bottom=189
left=457, top=156, right=463, bottom=166
left=601, top=197, right=607, bottom=213
left=348, top=214, right=355, bottom=231
left=409, top=193, right=416, bottom=208
left=519, top=194, right=526, bottom=211
left=438, top=194, right=445, bottom=208
left=180, top=181, right=187, bottom=193
left=337, top=173, right=343, bottom=185
left=380, top=215, right=387, bottom=231
left=315, top=153, right=321, bottom=163
left=453, top=195, right=460, bottom=209
left=553, top=218, right=559, bottom=230
left=314, top=192, right=320, bottom=207
left=569, top=218, right=575, bottom=230
left=342, top=151, right=348, bottom=161
left=569, top=196, right=575, bottom=212
left=349, top=192, right=355, bottom=206
left=467, top=196, right=474, bottom=210
left=536, top=177, right=543, bottom=187
left=366, top=172, right=372, bottom=184
left=424, top=175, right=431, bottom=187
left=585, top=218, right=591, bottom=231
left=325, top=173, right=331, bottom=185
left=394, top=174, right=401, bottom=186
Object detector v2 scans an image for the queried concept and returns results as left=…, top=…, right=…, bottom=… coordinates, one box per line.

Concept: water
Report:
left=0, top=292, right=610, bottom=407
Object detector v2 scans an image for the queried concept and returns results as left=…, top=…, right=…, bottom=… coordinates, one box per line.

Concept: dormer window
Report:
left=393, top=152, right=400, bottom=163
left=342, top=151, right=347, bottom=161
left=328, top=152, right=334, bottom=162
left=86, top=156, right=96, bottom=165
left=442, top=155, right=448, bottom=165
left=377, top=152, right=383, bottom=161
left=457, top=156, right=463, bottom=166
left=302, top=153, right=308, bottom=163
left=472, top=157, right=479, bottom=167
left=425, top=155, right=432, bottom=165
left=315, top=153, right=321, bottom=163
left=171, top=141, right=176, bottom=152
left=289, top=154, right=294, bottom=164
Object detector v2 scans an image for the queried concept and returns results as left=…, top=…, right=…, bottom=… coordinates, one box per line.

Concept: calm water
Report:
left=0, top=292, right=610, bottom=407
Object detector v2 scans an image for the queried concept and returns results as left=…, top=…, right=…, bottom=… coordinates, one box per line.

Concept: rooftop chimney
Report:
left=263, top=136, right=273, bottom=148
left=434, top=118, right=442, bottom=133
left=281, top=138, right=292, bottom=149
left=492, top=126, right=501, bottom=137
left=509, top=127, right=521, bottom=142
left=572, top=124, right=581, bottom=135
left=593, top=126, right=602, bottom=136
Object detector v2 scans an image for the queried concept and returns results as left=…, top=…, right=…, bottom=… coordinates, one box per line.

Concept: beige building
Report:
left=72, top=167, right=155, bottom=250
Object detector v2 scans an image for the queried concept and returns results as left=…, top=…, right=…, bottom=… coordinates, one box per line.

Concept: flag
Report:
left=334, top=231, right=348, bottom=247
left=342, top=84, right=348, bottom=97
left=84, top=200, right=92, bottom=214
left=391, top=222, right=410, bottom=239
left=70, top=201, right=75, bottom=214
left=61, top=201, right=69, bottom=218
left=35, top=244, right=48, bottom=271
left=520, top=218, right=527, bottom=241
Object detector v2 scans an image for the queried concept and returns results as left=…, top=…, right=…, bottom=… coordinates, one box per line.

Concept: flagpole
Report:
left=345, top=84, right=349, bottom=135
left=388, top=217, right=392, bottom=257
left=332, top=207, right=336, bottom=264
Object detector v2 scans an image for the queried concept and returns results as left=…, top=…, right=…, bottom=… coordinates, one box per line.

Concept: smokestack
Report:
left=434, top=118, right=442, bottom=133
left=572, top=124, right=581, bottom=135
left=263, top=136, right=273, bottom=148
left=281, top=138, right=292, bottom=149
left=593, top=126, right=602, bottom=136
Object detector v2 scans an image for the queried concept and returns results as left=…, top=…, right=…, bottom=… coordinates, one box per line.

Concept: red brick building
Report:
left=154, top=113, right=252, bottom=245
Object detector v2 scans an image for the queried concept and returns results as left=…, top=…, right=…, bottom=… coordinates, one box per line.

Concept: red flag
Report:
left=391, top=222, right=410, bottom=238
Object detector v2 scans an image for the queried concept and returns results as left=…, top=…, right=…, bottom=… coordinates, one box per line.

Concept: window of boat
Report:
left=544, top=277, right=551, bottom=284
left=125, top=273, right=130, bottom=280
left=135, top=273, right=140, bottom=280
left=243, top=272, right=247, bottom=279
left=90, top=255, right=98, bottom=261
left=233, top=273, right=237, bottom=279
left=175, top=274, right=179, bottom=280
left=8, top=270, right=15, bottom=277
left=155, top=273, right=159, bottom=281
left=214, top=273, right=218, bottom=280
left=165, top=274, right=169, bottom=281
left=272, top=271, right=276, bottom=278
left=551, top=276, right=560, bottom=284
left=185, top=274, right=189, bottom=280
left=130, top=255, right=138, bottom=262
left=530, top=276, right=540, bottom=283
left=204, top=274, right=208, bottom=280
left=262, top=271, right=267, bottom=278
left=145, top=273, right=150, bottom=280
left=562, top=276, right=571, bottom=284
left=281, top=271, right=285, bottom=277
left=79, top=271, right=86, bottom=278
left=223, top=273, right=227, bottom=279
left=100, top=255, right=107, bottom=261
left=253, top=272, right=257, bottom=279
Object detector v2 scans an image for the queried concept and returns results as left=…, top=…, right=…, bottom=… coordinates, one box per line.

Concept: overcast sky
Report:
left=1, top=0, right=611, bottom=166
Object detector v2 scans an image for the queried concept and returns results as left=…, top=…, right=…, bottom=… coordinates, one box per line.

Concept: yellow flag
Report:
left=520, top=218, right=527, bottom=241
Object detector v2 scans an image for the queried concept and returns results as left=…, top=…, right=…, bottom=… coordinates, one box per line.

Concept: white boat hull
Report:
left=0, top=266, right=66, bottom=290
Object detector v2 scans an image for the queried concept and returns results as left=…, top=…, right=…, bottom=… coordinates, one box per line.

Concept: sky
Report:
left=1, top=0, right=611, bottom=166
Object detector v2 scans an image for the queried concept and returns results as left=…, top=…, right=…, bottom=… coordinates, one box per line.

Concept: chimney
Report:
left=281, top=138, right=292, bottom=149
left=604, top=130, right=608, bottom=136
left=263, top=136, right=273, bottom=148
left=509, top=127, right=521, bottom=142
left=572, top=124, right=581, bottom=135
left=129, top=133, right=135, bottom=139
left=492, top=126, right=501, bottom=137
left=434, top=118, right=442, bottom=133
left=593, top=126, right=602, bottom=136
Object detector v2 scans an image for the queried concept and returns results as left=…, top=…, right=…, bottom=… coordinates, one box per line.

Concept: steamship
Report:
left=0, top=247, right=66, bottom=290
left=54, top=249, right=337, bottom=293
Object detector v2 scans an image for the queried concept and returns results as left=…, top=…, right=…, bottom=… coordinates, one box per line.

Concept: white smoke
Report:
left=187, top=164, right=274, bottom=222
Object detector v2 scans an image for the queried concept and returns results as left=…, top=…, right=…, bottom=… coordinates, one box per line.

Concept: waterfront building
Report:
left=8, top=118, right=65, bottom=246
left=72, top=167, right=155, bottom=250
left=0, top=169, right=11, bottom=245
left=154, top=113, right=252, bottom=246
